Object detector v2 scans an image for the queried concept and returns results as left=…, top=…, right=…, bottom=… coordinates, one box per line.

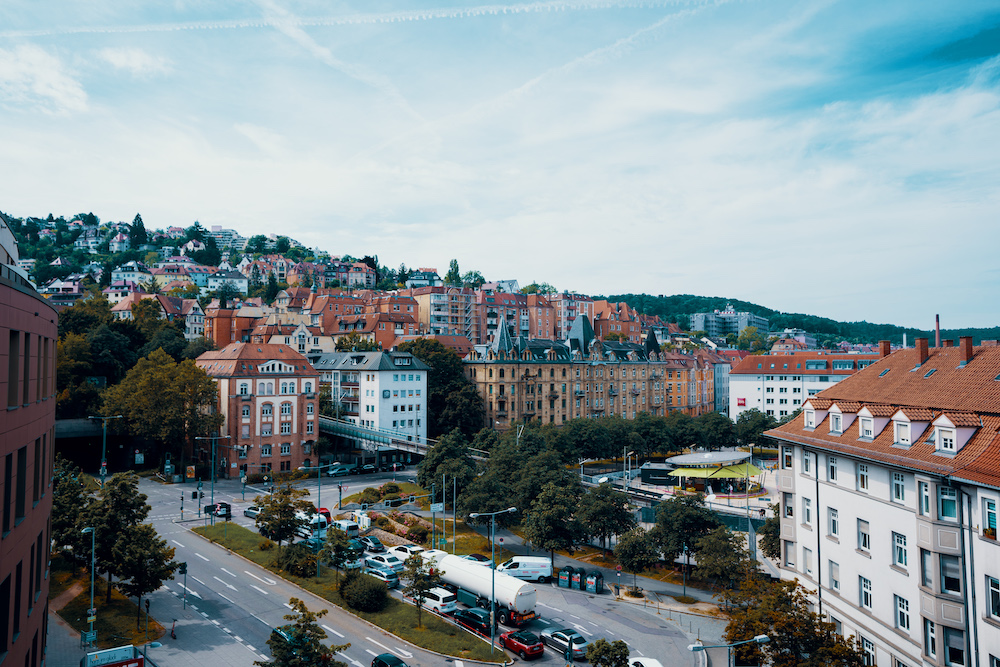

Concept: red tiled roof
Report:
left=195, top=343, right=318, bottom=377
left=830, top=401, right=862, bottom=413
left=940, top=412, right=982, bottom=428
left=896, top=407, right=935, bottom=421
left=730, top=352, right=879, bottom=375
left=860, top=404, right=896, bottom=417
left=805, top=398, right=833, bottom=410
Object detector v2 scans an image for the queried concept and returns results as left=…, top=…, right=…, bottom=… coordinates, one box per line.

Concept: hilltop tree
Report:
left=461, top=270, right=485, bottom=288
left=129, top=214, right=148, bottom=246
left=444, top=259, right=461, bottom=285
left=114, top=523, right=178, bottom=628
left=275, top=236, right=291, bottom=253
left=265, top=272, right=280, bottom=302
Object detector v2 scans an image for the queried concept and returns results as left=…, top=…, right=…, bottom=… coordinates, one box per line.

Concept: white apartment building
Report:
left=311, top=351, right=430, bottom=445
left=729, top=352, right=879, bottom=421
left=769, top=337, right=1000, bottom=667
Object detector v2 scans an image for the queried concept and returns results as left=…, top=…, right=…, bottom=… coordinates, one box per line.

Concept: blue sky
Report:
left=2, top=1, right=999, bottom=329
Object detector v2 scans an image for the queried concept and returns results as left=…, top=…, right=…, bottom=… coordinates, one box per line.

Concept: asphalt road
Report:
left=139, top=474, right=701, bottom=666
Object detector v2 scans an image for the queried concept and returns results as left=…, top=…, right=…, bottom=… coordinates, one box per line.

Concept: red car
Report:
left=500, top=630, right=544, bottom=660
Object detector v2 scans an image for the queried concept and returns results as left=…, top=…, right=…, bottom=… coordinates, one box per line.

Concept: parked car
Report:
left=326, top=465, right=351, bottom=477
left=360, top=536, right=386, bottom=553
left=453, top=608, right=492, bottom=637
left=363, top=566, right=399, bottom=589
left=501, top=630, right=545, bottom=660
left=629, top=659, right=663, bottom=667
left=389, top=462, right=406, bottom=472
left=421, top=587, right=457, bottom=615
left=391, top=545, right=424, bottom=559
left=301, top=537, right=324, bottom=554
left=243, top=505, right=261, bottom=519
left=365, top=553, right=404, bottom=573
left=359, top=464, right=377, bottom=474
left=205, top=502, right=231, bottom=518
left=540, top=628, right=589, bottom=660
left=462, top=553, right=494, bottom=567
left=372, top=654, right=409, bottom=667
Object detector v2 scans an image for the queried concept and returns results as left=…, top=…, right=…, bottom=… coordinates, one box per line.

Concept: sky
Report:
left=2, top=1, right=1000, bottom=329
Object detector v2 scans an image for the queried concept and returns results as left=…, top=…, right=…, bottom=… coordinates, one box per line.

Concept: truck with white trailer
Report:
left=422, top=550, right=537, bottom=626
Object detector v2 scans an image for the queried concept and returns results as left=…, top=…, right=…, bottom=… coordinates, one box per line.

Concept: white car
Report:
left=365, top=553, right=405, bottom=573
left=630, top=659, right=664, bottom=667
left=390, top=545, right=424, bottom=559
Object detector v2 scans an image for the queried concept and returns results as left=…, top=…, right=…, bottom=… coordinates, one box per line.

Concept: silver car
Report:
left=540, top=627, right=590, bottom=660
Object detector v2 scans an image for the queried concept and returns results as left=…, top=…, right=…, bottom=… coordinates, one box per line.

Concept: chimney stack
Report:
left=959, top=336, right=974, bottom=366
left=936, top=314, right=941, bottom=348
left=879, top=340, right=891, bottom=357
left=942, top=340, right=954, bottom=348
left=916, top=338, right=929, bottom=366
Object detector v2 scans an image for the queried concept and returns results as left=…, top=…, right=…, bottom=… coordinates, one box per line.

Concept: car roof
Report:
left=377, top=654, right=406, bottom=667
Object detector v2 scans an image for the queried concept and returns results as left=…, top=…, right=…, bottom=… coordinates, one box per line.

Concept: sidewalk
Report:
left=46, top=611, right=89, bottom=667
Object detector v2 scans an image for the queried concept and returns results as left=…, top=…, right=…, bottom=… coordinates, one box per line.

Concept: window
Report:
left=858, top=519, right=870, bottom=551
left=924, top=619, right=936, bottom=658
left=242, top=406, right=250, bottom=417
left=280, top=402, right=292, bottom=416
left=239, top=383, right=249, bottom=395
left=894, top=421, right=910, bottom=445
left=939, top=428, right=956, bottom=452
left=829, top=560, right=840, bottom=590
left=857, top=463, right=869, bottom=491
left=986, top=499, right=998, bottom=538
left=988, top=576, right=1000, bottom=619
left=306, top=403, right=314, bottom=415
left=784, top=541, right=795, bottom=567
left=802, top=452, right=811, bottom=474
left=803, top=547, right=813, bottom=575
left=261, top=444, right=272, bottom=457
left=893, top=473, right=905, bottom=502
left=893, top=532, right=907, bottom=567
left=941, top=555, right=962, bottom=594
left=939, top=487, right=958, bottom=520
left=280, top=423, right=291, bottom=434
left=262, top=404, right=273, bottom=417
left=860, top=576, right=873, bottom=609
left=805, top=410, right=815, bottom=428
left=782, top=448, right=793, bottom=469
left=802, top=497, right=812, bottom=526
left=828, top=508, right=839, bottom=537
left=921, top=549, right=933, bottom=587
left=280, top=443, right=291, bottom=455
left=830, top=414, right=842, bottom=432
left=828, top=456, right=837, bottom=481
left=920, top=482, right=930, bottom=515
left=944, top=627, right=965, bottom=666
left=861, top=637, right=876, bottom=666
left=860, top=417, right=874, bottom=439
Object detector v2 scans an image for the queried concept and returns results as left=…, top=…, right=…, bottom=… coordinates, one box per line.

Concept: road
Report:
left=139, top=474, right=704, bottom=666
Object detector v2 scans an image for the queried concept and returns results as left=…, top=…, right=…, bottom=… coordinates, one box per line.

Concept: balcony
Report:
left=631, top=388, right=641, bottom=395
left=547, top=392, right=559, bottom=400
left=608, top=387, right=618, bottom=396
left=575, top=390, right=586, bottom=396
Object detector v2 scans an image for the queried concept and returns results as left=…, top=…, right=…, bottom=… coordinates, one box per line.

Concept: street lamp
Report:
left=88, top=414, right=122, bottom=486
left=688, top=634, right=770, bottom=667
left=194, top=434, right=230, bottom=526
left=298, top=462, right=339, bottom=576
left=81, top=527, right=96, bottom=644
left=469, top=507, right=517, bottom=655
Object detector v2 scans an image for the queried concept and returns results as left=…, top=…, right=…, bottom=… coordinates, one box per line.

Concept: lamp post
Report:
left=88, top=414, right=122, bottom=486
left=81, top=527, right=95, bottom=644
left=469, top=507, right=517, bottom=655
left=298, top=462, right=338, bottom=576
left=195, top=434, right=230, bottom=526
left=688, top=634, right=770, bottom=667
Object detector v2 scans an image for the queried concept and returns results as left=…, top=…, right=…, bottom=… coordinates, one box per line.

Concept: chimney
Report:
left=879, top=340, right=891, bottom=358
left=942, top=340, right=954, bottom=348
left=935, top=314, right=941, bottom=348
left=915, top=338, right=929, bottom=366
left=959, top=336, right=974, bottom=366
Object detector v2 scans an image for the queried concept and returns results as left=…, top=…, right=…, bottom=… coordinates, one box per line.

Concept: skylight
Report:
left=924, top=369, right=937, bottom=378
left=879, top=369, right=890, bottom=377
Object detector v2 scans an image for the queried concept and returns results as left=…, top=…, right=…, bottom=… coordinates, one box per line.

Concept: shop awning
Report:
left=668, top=462, right=763, bottom=479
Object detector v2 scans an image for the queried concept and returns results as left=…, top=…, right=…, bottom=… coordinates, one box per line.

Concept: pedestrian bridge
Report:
left=317, top=416, right=438, bottom=456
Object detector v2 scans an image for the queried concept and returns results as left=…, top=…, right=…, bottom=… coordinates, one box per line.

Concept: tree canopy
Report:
left=650, top=494, right=722, bottom=562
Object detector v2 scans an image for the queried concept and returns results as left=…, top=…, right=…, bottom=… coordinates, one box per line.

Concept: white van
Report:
left=295, top=511, right=329, bottom=539
left=496, top=556, right=552, bottom=582
left=422, top=587, right=457, bottom=614
left=332, top=519, right=360, bottom=539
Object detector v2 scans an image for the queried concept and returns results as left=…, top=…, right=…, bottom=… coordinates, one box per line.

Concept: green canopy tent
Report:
left=668, top=462, right=763, bottom=479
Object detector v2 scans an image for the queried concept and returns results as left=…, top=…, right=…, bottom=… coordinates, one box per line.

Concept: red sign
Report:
left=737, top=398, right=746, bottom=406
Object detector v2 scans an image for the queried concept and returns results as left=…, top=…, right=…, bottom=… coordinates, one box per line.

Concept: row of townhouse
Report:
left=110, top=292, right=205, bottom=339
left=769, top=337, right=1000, bottom=667
left=465, top=317, right=714, bottom=428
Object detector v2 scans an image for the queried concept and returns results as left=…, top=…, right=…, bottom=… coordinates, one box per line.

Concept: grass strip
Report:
left=194, top=523, right=499, bottom=662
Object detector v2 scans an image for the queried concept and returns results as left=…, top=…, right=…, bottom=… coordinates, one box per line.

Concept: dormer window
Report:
left=860, top=417, right=874, bottom=439
left=894, top=421, right=910, bottom=445
left=830, top=414, right=843, bottom=434
left=938, top=428, right=956, bottom=452
left=804, top=410, right=815, bottom=428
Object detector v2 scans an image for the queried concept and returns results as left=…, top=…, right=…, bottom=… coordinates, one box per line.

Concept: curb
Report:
left=184, top=526, right=512, bottom=666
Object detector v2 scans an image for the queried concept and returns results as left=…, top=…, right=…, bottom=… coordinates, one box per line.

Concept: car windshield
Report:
left=571, top=636, right=586, bottom=645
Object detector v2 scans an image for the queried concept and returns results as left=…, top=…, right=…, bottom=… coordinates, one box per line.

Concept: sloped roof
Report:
left=195, top=343, right=317, bottom=377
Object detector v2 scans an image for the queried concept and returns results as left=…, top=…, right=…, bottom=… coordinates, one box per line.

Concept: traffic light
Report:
left=145, top=599, right=150, bottom=612
left=178, top=562, right=187, bottom=574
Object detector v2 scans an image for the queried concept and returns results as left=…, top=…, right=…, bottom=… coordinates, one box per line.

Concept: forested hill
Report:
left=603, top=294, right=1000, bottom=346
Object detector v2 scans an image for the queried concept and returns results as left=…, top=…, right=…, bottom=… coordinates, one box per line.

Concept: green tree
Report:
left=320, top=528, right=353, bottom=585
left=246, top=235, right=268, bottom=254
left=523, top=481, right=587, bottom=568
left=693, top=526, right=751, bottom=586
left=416, top=429, right=476, bottom=494
left=398, top=338, right=482, bottom=437
left=696, top=411, right=736, bottom=450
left=334, top=332, right=379, bottom=352
left=460, top=270, right=485, bottom=288
left=58, top=296, right=113, bottom=338
left=585, top=638, right=630, bottom=667
left=81, top=472, right=151, bottom=603
left=51, top=456, right=97, bottom=563
left=182, top=336, right=217, bottom=360
left=757, top=503, right=781, bottom=561
left=437, top=383, right=486, bottom=438
left=444, top=259, right=461, bottom=285
left=255, top=597, right=348, bottom=667
left=650, top=494, right=722, bottom=564
left=275, top=236, right=291, bottom=253
left=401, top=554, right=444, bottom=628
left=735, top=409, right=777, bottom=449
left=578, top=484, right=635, bottom=556
left=114, top=523, right=179, bottom=628
left=254, top=483, right=313, bottom=550
left=613, top=528, right=659, bottom=590
left=265, top=272, right=280, bottom=303
left=737, top=326, right=769, bottom=354
left=129, top=214, right=148, bottom=246
left=724, top=578, right=863, bottom=667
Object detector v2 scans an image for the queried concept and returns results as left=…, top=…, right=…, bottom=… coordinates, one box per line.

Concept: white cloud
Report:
left=96, top=47, right=171, bottom=77
left=0, top=44, right=86, bottom=114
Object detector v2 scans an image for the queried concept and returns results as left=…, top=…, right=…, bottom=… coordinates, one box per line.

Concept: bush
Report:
left=272, top=543, right=317, bottom=578
left=258, top=539, right=274, bottom=551
left=342, top=573, right=389, bottom=612
left=340, top=569, right=359, bottom=592
left=380, top=483, right=401, bottom=497
left=359, top=488, right=381, bottom=505
left=406, top=525, right=428, bottom=544
left=375, top=516, right=392, bottom=530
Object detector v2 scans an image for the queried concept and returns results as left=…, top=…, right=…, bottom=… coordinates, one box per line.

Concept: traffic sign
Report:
left=430, top=502, right=445, bottom=512
left=88, top=607, right=97, bottom=615
left=499, top=537, right=504, bottom=544
left=82, top=630, right=97, bottom=643
left=616, top=565, right=622, bottom=571
left=87, top=615, right=96, bottom=624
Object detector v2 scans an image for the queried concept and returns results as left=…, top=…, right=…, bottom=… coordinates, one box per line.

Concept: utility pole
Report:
left=88, top=414, right=122, bottom=486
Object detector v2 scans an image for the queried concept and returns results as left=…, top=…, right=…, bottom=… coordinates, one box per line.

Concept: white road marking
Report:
left=195, top=553, right=210, bottom=561
left=569, top=614, right=580, bottom=619
left=176, top=583, right=202, bottom=598
left=234, top=635, right=243, bottom=642
left=171, top=540, right=185, bottom=548
left=211, top=619, right=220, bottom=626
left=322, top=624, right=345, bottom=638
left=223, top=628, right=232, bottom=634
left=213, top=576, right=238, bottom=591
left=189, top=604, right=198, bottom=611
left=252, top=614, right=270, bottom=626
left=251, top=584, right=269, bottom=595
left=244, top=570, right=277, bottom=585
left=636, top=650, right=644, bottom=656
left=200, top=612, right=209, bottom=619
left=221, top=568, right=237, bottom=577
left=365, top=649, right=379, bottom=657
left=456, top=662, right=465, bottom=667
left=366, top=637, right=391, bottom=652
left=192, top=577, right=208, bottom=586
left=538, top=602, right=564, bottom=612
left=392, top=647, right=413, bottom=659
left=246, top=645, right=257, bottom=652
left=220, top=594, right=235, bottom=604
left=283, top=602, right=294, bottom=610
left=339, top=653, right=364, bottom=667
left=571, top=623, right=593, bottom=636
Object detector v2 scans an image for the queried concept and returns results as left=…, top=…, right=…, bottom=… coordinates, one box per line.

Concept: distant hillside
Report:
left=604, top=293, right=1000, bottom=346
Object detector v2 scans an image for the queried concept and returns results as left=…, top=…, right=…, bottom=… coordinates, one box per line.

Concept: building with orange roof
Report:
left=729, top=351, right=880, bottom=421
left=592, top=300, right=642, bottom=344
left=391, top=334, right=475, bottom=358
left=526, top=294, right=555, bottom=340
left=766, top=337, right=1000, bottom=667
left=548, top=292, right=594, bottom=340
left=110, top=292, right=205, bottom=339
left=403, top=286, right=479, bottom=342
left=196, top=343, right=320, bottom=478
